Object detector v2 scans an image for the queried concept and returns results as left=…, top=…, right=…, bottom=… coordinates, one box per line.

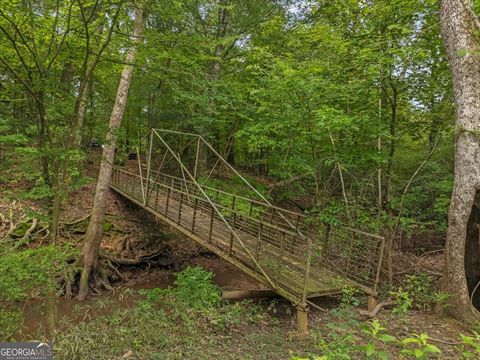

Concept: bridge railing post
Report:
left=255, top=223, right=263, bottom=260
left=191, top=197, right=198, bottom=233
left=229, top=196, right=236, bottom=255
left=277, top=232, right=285, bottom=280
left=155, top=183, right=160, bottom=210
left=130, top=173, right=135, bottom=195
left=165, top=187, right=171, bottom=216
left=177, top=192, right=183, bottom=225
left=208, top=207, right=215, bottom=243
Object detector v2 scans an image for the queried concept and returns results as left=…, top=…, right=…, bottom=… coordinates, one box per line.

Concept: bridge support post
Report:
left=296, top=306, right=308, bottom=335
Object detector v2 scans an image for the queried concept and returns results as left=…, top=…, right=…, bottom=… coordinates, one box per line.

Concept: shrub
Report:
left=0, top=244, right=78, bottom=339
left=171, top=266, right=222, bottom=310
left=391, top=273, right=450, bottom=314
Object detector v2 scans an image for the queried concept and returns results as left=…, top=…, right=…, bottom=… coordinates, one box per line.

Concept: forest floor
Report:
left=14, top=271, right=471, bottom=359
left=0, top=151, right=476, bottom=359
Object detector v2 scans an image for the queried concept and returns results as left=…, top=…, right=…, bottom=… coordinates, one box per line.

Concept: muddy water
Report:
left=13, top=263, right=264, bottom=340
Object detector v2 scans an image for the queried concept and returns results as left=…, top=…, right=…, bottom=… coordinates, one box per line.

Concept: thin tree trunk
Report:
left=210, top=0, right=230, bottom=79
left=440, top=0, right=480, bottom=320
left=385, top=86, right=397, bottom=287
left=197, top=0, right=231, bottom=175
left=78, top=7, right=145, bottom=300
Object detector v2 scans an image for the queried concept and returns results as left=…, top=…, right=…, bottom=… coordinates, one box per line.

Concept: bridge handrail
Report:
left=115, top=168, right=311, bottom=242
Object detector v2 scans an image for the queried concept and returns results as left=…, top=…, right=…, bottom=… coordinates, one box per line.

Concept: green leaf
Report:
left=424, top=343, right=441, bottom=354
left=414, top=348, right=424, bottom=358
left=378, top=351, right=390, bottom=360
left=378, top=334, right=396, bottom=343
left=365, top=342, right=375, bottom=356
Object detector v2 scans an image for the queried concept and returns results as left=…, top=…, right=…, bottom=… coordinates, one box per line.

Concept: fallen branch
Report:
left=429, top=337, right=462, bottom=345
left=1, top=214, right=24, bottom=241
left=398, top=330, right=462, bottom=345
left=267, top=173, right=312, bottom=194
left=358, top=300, right=394, bottom=318
left=0, top=212, right=7, bottom=231
left=105, top=259, right=127, bottom=281
left=11, top=218, right=38, bottom=250
left=60, top=213, right=91, bottom=226
left=99, top=248, right=166, bottom=266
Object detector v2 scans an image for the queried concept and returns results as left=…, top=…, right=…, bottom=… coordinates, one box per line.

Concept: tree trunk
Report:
left=78, top=7, right=145, bottom=300
left=385, top=85, right=397, bottom=287
left=440, top=0, right=480, bottom=320
left=196, top=0, right=231, bottom=175
left=210, top=0, right=230, bottom=79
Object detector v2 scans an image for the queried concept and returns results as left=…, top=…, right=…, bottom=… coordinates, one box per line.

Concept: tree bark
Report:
left=210, top=0, right=230, bottom=79
left=78, top=7, right=145, bottom=300
left=440, top=0, right=480, bottom=319
left=385, top=84, right=397, bottom=287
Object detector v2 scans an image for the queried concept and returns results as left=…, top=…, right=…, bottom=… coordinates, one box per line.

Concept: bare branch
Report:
left=0, top=57, right=38, bottom=101
left=0, top=8, right=43, bottom=74
left=46, top=0, right=75, bottom=70
left=0, top=24, right=34, bottom=82
left=391, top=135, right=441, bottom=240
left=462, top=0, right=480, bottom=32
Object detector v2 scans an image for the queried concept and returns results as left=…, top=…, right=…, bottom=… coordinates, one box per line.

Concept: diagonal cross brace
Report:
left=152, top=129, right=278, bottom=290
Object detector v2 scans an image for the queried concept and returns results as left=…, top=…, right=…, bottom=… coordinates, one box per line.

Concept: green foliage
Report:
left=400, top=333, right=442, bottom=359
left=316, top=324, right=357, bottom=360
left=140, top=266, right=221, bottom=312
left=340, top=285, right=361, bottom=307
left=293, top=318, right=444, bottom=360
left=208, top=300, right=267, bottom=329
left=390, top=288, right=413, bottom=317
left=458, top=332, right=480, bottom=359
left=199, top=176, right=269, bottom=218
left=0, top=244, right=79, bottom=340
left=0, top=308, right=22, bottom=341
left=170, top=266, right=222, bottom=310
left=391, top=273, right=450, bottom=315
left=317, top=200, right=344, bottom=226
left=0, top=244, right=78, bottom=302
left=358, top=320, right=397, bottom=360
left=0, top=0, right=454, bottom=243
left=138, top=266, right=271, bottom=333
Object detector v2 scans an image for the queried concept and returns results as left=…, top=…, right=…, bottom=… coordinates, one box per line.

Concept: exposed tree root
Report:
left=11, top=219, right=38, bottom=250
left=0, top=212, right=6, bottom=232
left=60, top=213, right=91, bottom=226
left=1, top=214, right=24, bottom=241
left=358, top=300, right=394, bottom=318
left=105, top=259, right=127, bottom=281
left=99, top=248, right=166, bottom=266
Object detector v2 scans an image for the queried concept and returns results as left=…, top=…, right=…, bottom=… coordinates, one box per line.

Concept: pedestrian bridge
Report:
left=110, top=129, right=385, bottom=331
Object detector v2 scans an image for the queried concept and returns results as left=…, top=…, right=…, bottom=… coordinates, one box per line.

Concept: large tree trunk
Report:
left=440, top=0, right=480, bottom=319
left=210, top=0, right=230, bottom=79
left=78, top=7, right=145, bottom=300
